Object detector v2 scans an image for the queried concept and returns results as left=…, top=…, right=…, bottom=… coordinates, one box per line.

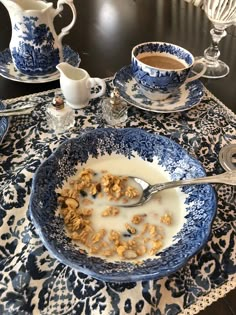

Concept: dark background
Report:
left=0, top=0, right=235, bottom=314
left=0, top=0, right=235, bottom=113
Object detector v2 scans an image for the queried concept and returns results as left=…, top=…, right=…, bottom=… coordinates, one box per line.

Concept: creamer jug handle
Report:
left=56, top=0, right=77, bottom=44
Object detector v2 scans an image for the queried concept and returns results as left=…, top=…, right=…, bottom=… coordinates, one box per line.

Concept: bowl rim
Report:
left=29, top=128, right=217, bottom=282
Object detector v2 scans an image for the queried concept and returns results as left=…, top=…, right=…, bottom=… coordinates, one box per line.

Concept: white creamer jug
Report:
left=57, top=62, right=106, bottom=109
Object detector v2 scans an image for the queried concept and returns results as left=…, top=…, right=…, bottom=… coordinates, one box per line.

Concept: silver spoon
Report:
left=119, top=170, right=236, bottom=207
left=0, top=104, right=35, bottom=116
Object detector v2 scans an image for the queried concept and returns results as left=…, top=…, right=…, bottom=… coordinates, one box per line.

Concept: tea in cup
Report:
left=131, top=42, right=206, bottom=101
left=57, top=62, right=106, bottom=109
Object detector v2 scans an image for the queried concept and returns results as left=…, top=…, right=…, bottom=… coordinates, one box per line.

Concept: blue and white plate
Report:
left=0, top=45, right=81, bottom=84
left=0, top=101, right=9, bottom=144
left=29, top=128, right=216, bottom=282
left=113, top=65, right=205, bottom=113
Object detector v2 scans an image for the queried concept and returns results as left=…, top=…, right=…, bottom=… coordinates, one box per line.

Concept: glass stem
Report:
left=204, top=27, right=227, bottom=66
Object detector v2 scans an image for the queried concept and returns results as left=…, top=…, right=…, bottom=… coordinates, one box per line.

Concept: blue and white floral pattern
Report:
left=29, top=128, right=216, bottom=282
left=114, top=65, right=204, bottom=113
left=131, top=42, right=194, bottom=97
left=11, top=16, right=59, bottom=75
left=133, top=42, right=193, bottom=65
left=0, top=45, right=81, bottom=83
left=0, top=79, right=235, bottom=314
left=0, top=101, right=9, bottom=144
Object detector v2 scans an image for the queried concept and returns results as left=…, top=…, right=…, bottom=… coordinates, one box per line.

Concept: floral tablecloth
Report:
left=0, top=79, right=235, bottom=315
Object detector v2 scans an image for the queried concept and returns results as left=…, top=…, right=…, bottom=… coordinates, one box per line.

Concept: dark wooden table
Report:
left=0, top=1, right=235, bottom=314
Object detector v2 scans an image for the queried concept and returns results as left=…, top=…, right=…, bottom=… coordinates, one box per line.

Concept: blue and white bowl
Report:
left=131, top=42, right=196, bottom=101
left=29, top=128, right=216, bottom=282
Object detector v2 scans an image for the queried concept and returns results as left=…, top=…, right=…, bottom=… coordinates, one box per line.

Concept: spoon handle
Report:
left=0, top=109, right=33, bottom=116
left=149, top=170, right=236, bottom=194
left=0, top=105, right=34, bottom=116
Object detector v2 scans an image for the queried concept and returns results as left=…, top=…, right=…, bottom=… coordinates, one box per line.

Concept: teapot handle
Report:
left=56, top=0, right=77, bottom=44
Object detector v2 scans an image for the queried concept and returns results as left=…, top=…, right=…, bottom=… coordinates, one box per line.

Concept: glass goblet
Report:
left=193, top=0, right=236, bottom=79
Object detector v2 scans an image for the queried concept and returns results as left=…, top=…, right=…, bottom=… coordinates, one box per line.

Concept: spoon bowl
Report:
left=118, top=170, right=236, bottom=207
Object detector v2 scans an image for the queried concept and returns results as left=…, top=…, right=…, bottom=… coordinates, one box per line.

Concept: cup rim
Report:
left=131, top=41, right=194, bottom=71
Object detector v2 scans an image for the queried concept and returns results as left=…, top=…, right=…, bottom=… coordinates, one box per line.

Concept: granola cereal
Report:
left=58, top=168, right=173, bottom=261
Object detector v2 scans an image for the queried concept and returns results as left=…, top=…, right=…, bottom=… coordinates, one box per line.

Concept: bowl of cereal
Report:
left=29, top=128, right=217, bottom=282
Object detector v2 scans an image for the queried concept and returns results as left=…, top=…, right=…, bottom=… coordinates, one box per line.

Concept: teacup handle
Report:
left=56, top=0, right=77, bottom=44
left=89, top=78, right=106, bottom=99
left=185, top=60, right=207, bottom=83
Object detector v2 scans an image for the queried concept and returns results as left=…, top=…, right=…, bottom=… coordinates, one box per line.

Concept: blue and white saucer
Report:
left=113, top=65, right=205, bottom=113
left=0, top=45, right=81, bottom=84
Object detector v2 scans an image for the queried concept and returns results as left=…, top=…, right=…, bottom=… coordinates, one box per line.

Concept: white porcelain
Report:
left=57, top=62, right=106, bottom=109
left=131, top=42, right=206, bottom=101
left=0, top=0, right=77, bottom=76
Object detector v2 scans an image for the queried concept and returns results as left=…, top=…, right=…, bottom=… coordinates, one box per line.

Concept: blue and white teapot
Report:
left=1, top=0, right=77, bottom=76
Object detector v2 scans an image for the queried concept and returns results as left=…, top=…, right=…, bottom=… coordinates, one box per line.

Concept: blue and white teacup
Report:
left=131, top=42, right=206, bottom=101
